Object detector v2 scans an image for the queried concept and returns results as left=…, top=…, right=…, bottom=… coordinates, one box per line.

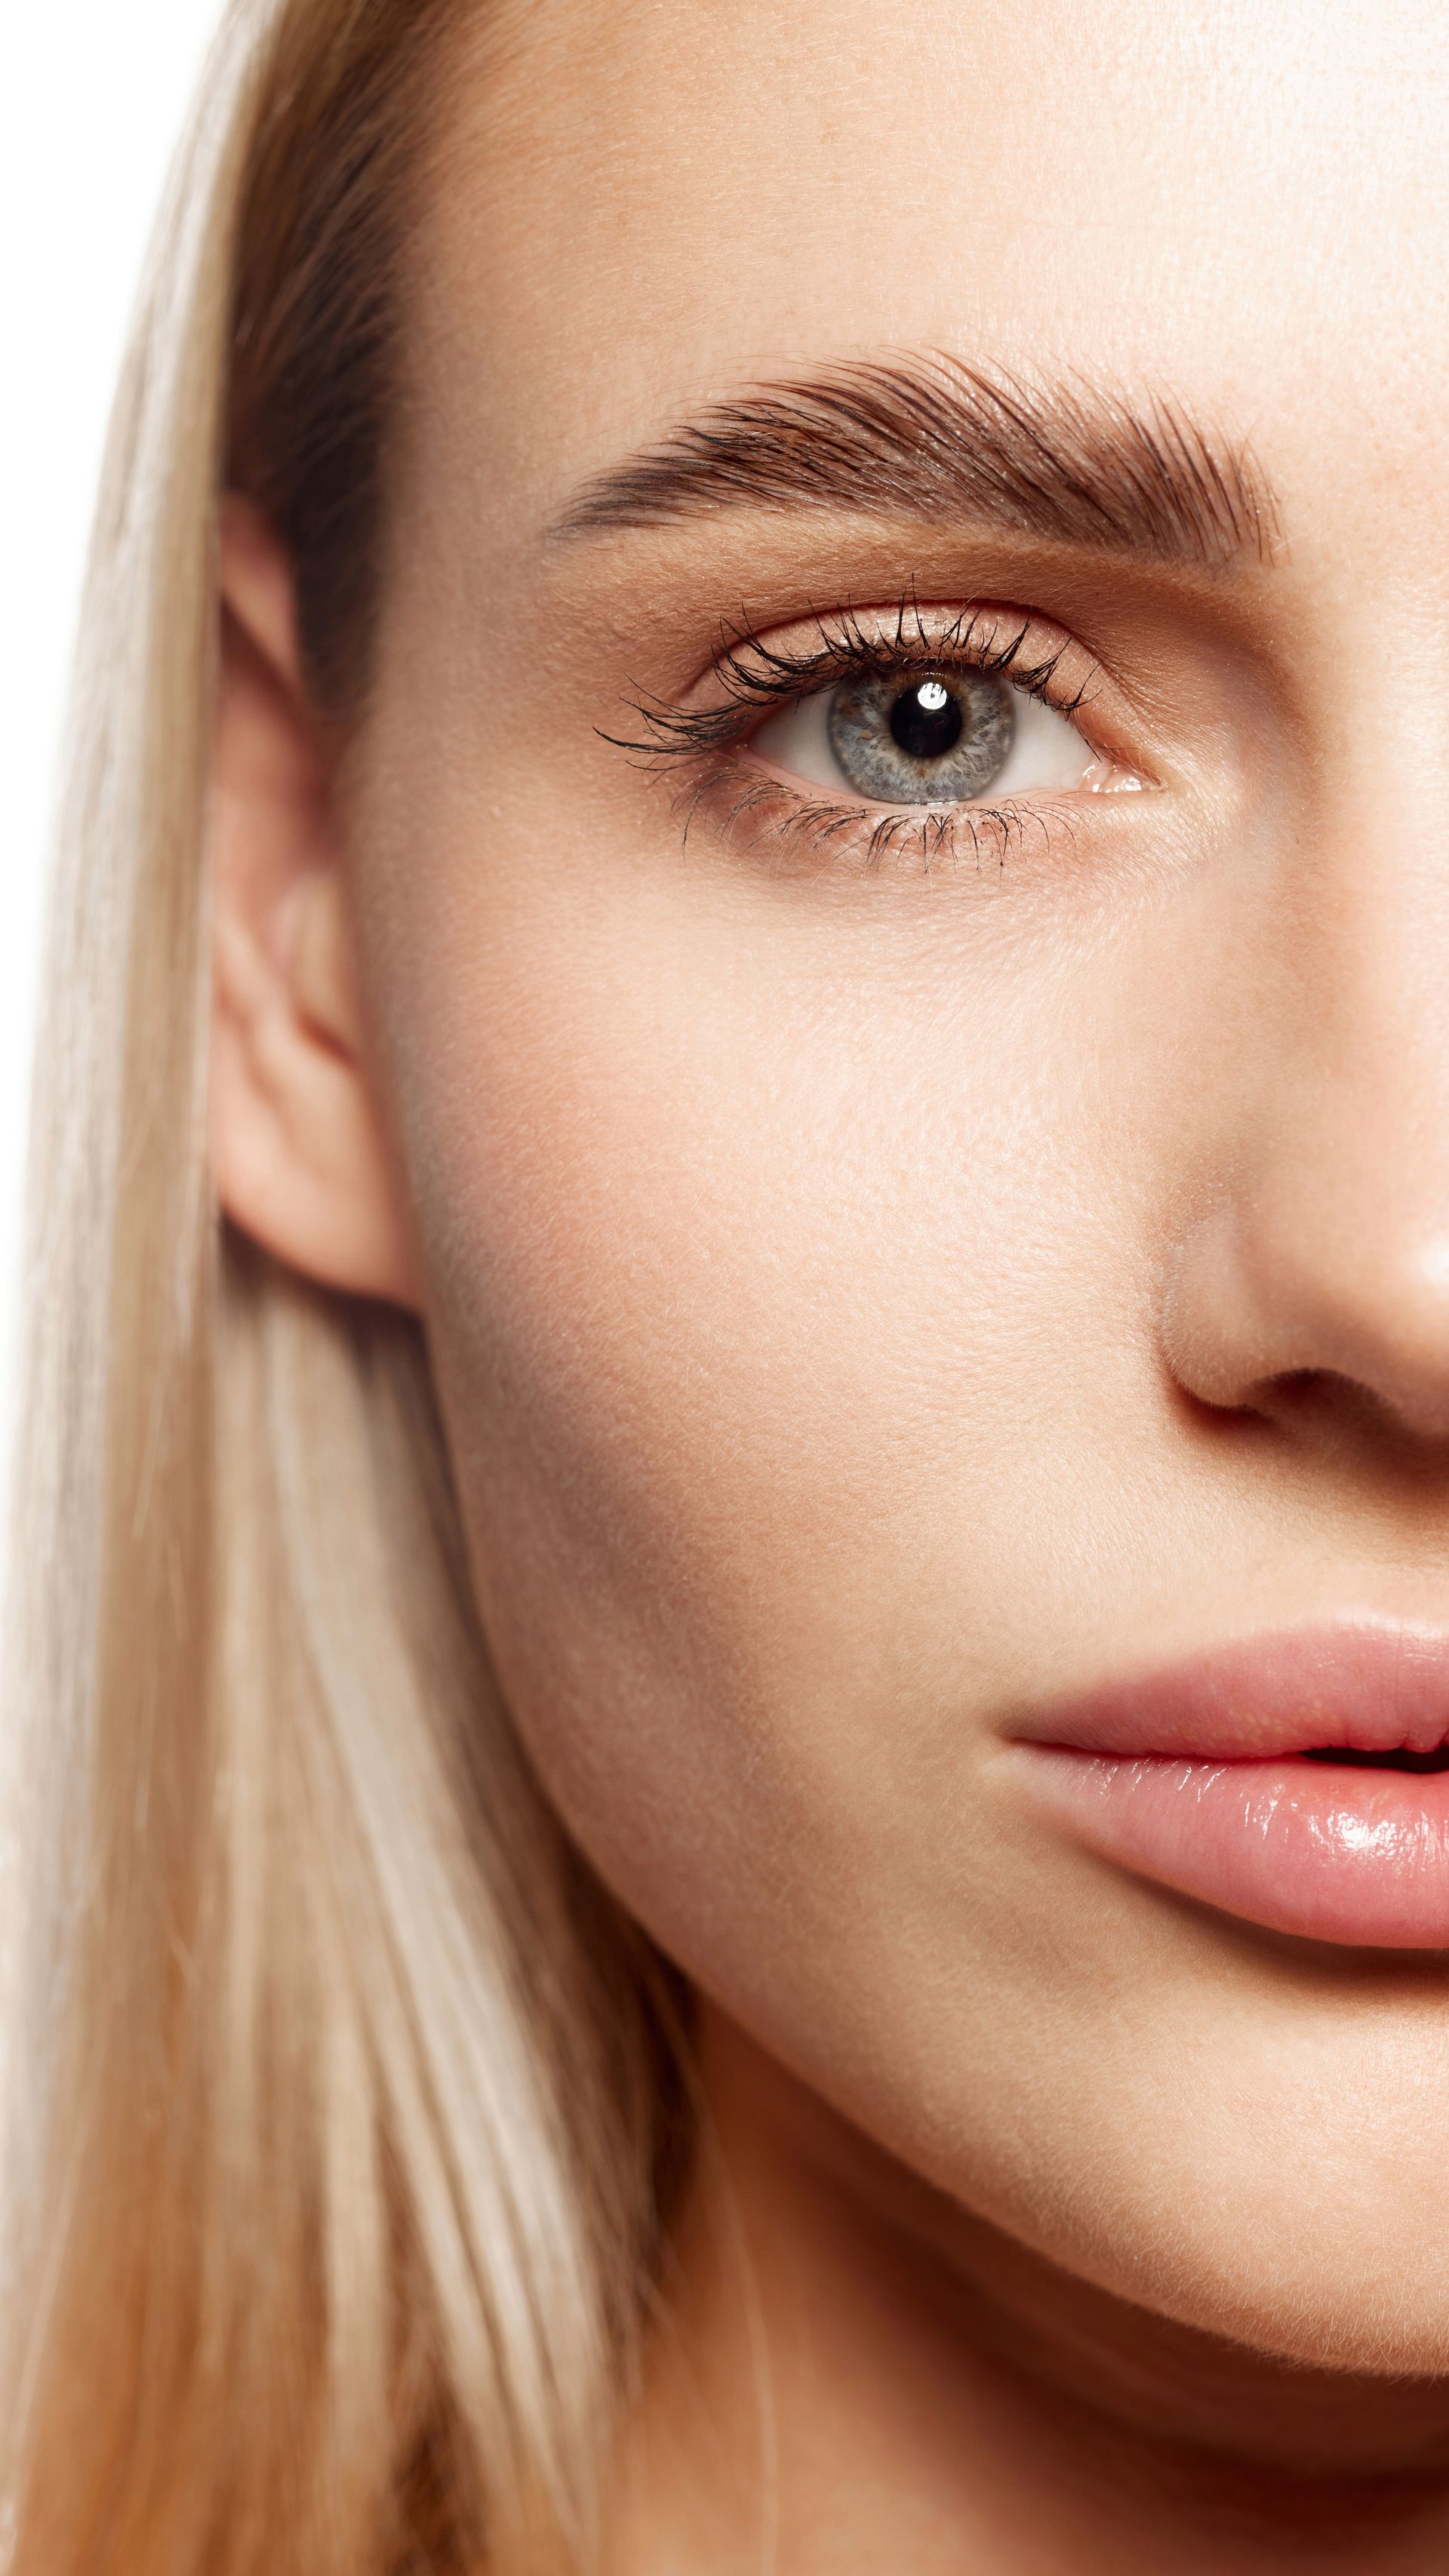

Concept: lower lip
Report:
left=1014, top=1749, right=1449, bottom=1947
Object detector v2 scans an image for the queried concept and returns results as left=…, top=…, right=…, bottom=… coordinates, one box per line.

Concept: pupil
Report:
left=889, top=679, right=963, bottom=763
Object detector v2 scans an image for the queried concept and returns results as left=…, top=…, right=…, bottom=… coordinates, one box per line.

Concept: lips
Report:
left=1009, top=1622, right=1449, bottom=1948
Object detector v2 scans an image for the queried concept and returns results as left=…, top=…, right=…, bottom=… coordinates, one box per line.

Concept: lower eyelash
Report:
left=675, top=751, right=1078, bottom=878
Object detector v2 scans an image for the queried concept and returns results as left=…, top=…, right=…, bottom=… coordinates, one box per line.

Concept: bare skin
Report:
left=606, top=2017, right=1449, bottom=2574
left=209, top=0, right=1449, bottom=2563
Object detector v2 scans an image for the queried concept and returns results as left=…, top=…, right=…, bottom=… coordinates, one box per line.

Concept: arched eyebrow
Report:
left=550, top=355, right=1281, bottom=573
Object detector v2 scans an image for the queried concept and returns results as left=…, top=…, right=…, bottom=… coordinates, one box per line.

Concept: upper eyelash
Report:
left=603, top=594, right=1091, bottom=768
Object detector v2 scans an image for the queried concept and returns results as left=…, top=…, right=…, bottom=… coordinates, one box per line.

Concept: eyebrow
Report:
left=551, top=355, right=1280, bottom=573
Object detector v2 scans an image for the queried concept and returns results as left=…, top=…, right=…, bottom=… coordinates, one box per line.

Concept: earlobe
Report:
left=210, top=497, right=422, bottom=1308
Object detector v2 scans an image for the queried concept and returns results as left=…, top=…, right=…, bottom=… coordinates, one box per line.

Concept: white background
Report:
left=0, top=0, right=224, bottom=1465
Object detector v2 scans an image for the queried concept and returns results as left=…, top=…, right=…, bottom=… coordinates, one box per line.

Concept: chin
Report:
left=1123, top=2231, right=1449, bottom=2381
left=1053, top=2104, right=1449, bottom=2380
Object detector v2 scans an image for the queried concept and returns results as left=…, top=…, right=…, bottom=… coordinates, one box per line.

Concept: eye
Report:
left=750, top=664, right=1098, bottom=807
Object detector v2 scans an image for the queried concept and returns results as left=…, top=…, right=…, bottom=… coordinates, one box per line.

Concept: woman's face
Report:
left=340, top=0, right=1449, bottom=2369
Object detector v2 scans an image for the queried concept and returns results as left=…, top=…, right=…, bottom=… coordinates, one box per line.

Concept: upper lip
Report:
left=1014, top=1619, right=1449, bottom=1762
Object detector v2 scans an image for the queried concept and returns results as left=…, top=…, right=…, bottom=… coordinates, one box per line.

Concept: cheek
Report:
left=374, top=834, right=1144, bottom=2041
left=363, top=801, right=1449, bottom=2371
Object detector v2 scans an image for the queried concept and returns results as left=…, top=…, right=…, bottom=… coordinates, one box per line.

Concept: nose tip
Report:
left=1164, top=1190, right=1449, bottom=1451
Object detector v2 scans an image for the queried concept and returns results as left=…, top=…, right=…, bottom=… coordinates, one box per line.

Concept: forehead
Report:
left=414, top=0, right=1449, bottom=537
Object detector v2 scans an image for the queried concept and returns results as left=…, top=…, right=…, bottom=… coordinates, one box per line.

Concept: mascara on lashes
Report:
left=598, top=596, right=1116, bottom=874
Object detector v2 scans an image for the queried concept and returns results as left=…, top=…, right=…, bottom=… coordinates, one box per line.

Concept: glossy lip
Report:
left=1008, top=1621, right=1449, bottom=1949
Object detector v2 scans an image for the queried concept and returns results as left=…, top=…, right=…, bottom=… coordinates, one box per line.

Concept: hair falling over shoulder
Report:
left=0, top=8, right=688, bottom=2568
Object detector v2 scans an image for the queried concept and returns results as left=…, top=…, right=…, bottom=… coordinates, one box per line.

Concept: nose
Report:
left=1163, top=858, right=1449, bottom=1456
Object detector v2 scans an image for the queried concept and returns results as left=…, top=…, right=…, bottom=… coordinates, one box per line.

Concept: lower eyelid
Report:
left=692, top=759, right=1079, bottom=879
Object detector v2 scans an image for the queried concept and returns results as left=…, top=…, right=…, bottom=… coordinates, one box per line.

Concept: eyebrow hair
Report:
left=552, top=355, right=1280, bottom=573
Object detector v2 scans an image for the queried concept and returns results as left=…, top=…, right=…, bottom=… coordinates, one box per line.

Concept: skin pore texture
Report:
left=209, top=0, right=1449, bottom=2565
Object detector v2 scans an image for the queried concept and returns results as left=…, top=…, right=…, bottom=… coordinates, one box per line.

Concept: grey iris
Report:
left=826, top=669, right=1015, bottom=804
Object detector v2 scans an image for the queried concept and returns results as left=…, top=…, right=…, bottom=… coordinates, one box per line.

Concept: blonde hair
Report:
left=0, top=6, right=685, bottom=2568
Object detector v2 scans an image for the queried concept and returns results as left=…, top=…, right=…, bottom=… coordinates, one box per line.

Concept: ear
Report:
left=210, top=496, right=421, bottom=1306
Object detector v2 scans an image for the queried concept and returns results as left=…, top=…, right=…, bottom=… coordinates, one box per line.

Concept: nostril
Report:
left=1264, top=1367, right=1365, bottom=1422
left=1223, top=1367, right=1379, bottom=1454
left=1253, top=1366, right=1449, bottom=1460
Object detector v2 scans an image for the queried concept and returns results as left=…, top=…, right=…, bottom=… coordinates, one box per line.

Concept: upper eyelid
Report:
left=749, top=627, right=1094, bottom=725
left=715, top=599, right=1088, bottom=697
left=612, top=600, right=1109, bottom=764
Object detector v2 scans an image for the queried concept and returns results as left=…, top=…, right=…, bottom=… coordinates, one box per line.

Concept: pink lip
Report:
left=1009, top=1621, right=1449, bottom=1947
